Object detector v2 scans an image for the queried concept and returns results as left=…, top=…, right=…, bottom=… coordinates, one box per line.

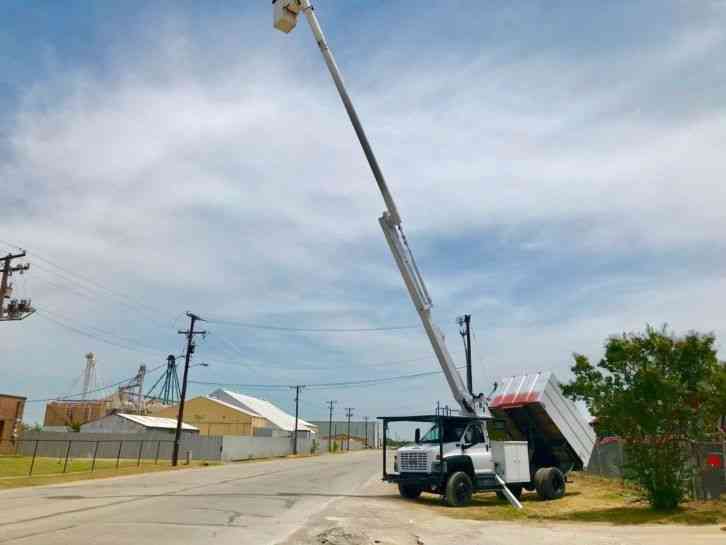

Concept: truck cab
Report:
left=380, top=374, right=595, bottom=508
left=396, top=418, right=494, bottom=477
left=382, top=415, right=540, bottom=507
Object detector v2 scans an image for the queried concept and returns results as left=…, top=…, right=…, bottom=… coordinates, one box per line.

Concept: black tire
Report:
left=496, top=484, right=523, bottom=501
left=445, top=471, right=473, bottom=507
left=534, top=467, right=566, bottom=500
left=398, top=483, right=422, bottom=499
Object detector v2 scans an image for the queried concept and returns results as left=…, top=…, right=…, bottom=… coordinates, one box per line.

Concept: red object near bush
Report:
left=706, top=453, right=723, bottom=469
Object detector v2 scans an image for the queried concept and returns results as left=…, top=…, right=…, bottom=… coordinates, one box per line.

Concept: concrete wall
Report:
left=221, top=435, right=313, bottom=461
left=18, top=431, right=222, bottom=461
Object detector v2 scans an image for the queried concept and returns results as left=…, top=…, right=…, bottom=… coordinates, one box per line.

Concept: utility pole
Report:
left=345, top=408, right=354, bottom=451
left=326, top=400, right=337, bottom=453
left=172, top=312, right=206, bottom=466
left=363, top=416, right=369, bottom=448
left=0, top=251, right=34, bottom=321
left=457, top=314, right=473, bottom=394
left=291, top=385, right=305, bottom=455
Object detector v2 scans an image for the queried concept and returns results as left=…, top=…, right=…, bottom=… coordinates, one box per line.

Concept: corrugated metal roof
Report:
left=117, top=413, right=198, bottom=431
left=209, top=390, right=317, bottom=433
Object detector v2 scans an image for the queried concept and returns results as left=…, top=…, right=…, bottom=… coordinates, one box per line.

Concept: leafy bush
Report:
left=563, top=325, right=726, bottom=509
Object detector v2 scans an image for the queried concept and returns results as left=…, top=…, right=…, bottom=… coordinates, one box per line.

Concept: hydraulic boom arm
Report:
left=274, top=0, right=484, bottom=416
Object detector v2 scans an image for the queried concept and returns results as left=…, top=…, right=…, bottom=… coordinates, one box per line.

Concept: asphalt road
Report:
left=0, top=451, right=380, bottom=545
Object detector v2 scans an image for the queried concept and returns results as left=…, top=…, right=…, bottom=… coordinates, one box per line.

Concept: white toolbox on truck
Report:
left=491, top=441, right=530, bottom=483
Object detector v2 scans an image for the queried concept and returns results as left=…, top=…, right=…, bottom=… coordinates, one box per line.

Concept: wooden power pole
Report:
left=458, top=314, right=473, bottom=394
left=0, top=251, right=34, bottom=321
left=326, top=400, right=337, bottom=452
left=172, top=312, right=206, bottom=466
left=291, top=385, right=305, bottom=455
left=345, top=407, right=354, bottom=451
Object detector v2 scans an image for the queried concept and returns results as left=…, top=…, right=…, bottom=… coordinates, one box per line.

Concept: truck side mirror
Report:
left=414, top=428, right=421, bottom=443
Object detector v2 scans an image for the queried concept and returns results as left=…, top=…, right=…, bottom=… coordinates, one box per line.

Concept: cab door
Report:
left=462, top=421, right=494, bottom=474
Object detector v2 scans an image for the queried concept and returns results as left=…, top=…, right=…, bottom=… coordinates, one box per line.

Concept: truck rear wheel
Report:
left=534, top=467, right=566, bottom=500
left=398, top=483, right=422, bottom=499
left=445, top=471, right=473, bottom=507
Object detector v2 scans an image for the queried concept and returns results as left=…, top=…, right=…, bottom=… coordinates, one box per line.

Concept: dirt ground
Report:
left=282, top=475, right=725, bottom=545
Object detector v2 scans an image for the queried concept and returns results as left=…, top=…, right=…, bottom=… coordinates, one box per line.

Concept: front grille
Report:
left=399, top=451, right=429, bottom=472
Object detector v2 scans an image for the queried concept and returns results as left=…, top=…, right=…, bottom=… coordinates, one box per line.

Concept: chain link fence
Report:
left=586, top=437, right=726, bottom=499
left=0, top=437, right=200, bottom=478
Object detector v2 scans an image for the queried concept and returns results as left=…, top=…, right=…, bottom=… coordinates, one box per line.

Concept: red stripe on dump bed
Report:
left=490, top=391, right=541, bottom=408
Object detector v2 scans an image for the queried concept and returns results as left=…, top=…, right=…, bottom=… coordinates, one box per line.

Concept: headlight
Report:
left=431, top=461, right=447, bottom=473
left=394, top=455, right=399, bottom=473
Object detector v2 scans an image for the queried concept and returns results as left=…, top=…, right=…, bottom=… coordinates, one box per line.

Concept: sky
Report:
left=2, top=1, right=725, bottom=425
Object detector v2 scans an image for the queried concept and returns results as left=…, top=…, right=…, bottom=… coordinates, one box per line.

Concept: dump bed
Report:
left=489, top=372, right=596, bottom=470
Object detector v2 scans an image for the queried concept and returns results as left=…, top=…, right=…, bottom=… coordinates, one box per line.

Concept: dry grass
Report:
left=0, top=455, right=218, bottom=491
left=413, top=472, right=726, bottom=525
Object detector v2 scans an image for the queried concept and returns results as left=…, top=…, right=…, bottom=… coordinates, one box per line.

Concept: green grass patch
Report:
left=0, top=455, right=218, bottom=490
left=412, top=472, right=726, bottom=525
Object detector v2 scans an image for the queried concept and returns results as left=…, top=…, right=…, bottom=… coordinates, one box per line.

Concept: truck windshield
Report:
left=419, top=422, right=467, bottom=443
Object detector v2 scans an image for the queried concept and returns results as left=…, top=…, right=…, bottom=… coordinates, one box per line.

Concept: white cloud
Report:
left=2, top=3, right=725, bottom=422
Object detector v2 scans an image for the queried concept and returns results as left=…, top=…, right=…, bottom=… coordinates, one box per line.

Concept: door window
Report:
left=464, top=423, right=485, bottom=445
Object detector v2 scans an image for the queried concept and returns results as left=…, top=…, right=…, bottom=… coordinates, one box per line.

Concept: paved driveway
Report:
left=0, top=451, right=379, bottom=545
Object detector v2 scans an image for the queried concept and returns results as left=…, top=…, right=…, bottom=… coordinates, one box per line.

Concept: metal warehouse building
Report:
left=153, top=396, right=270, bottom=436
left=209, top=390, right=318, bottom=437
left=80, top=413, right=199, bottom=436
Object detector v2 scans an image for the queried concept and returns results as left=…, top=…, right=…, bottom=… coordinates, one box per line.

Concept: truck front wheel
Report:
left=534, top=467, right=566, bottom=500
left=445, top=471, right=473, bottom=507
left=398, top=483, right=422, bottom=499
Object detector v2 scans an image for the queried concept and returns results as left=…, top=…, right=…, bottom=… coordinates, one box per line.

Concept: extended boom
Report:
left=274, top=0, right=485, bottom=416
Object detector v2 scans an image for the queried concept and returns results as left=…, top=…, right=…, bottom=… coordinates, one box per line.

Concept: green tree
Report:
left=20, top=422, right=43, bottom=433
left=68, top=421, right=82, bottom=432
left=562, top=325, right=726, bottom=509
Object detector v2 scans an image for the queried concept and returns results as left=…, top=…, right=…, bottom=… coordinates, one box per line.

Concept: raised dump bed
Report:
left=489, top=372, right=596, bottom=471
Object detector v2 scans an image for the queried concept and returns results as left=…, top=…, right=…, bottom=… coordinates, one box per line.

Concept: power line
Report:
left=35, top=308, right=171, bottom=356
left=304, top=367, right=465, bottom=390
left=206, top=318, right=419, bottom=333
left=188, top=381, right=290, bottom=390
left=36, top=306, right=170, bottom=350
left=188, top=366, right=465, bottom=391
left=26, top=363, right=165, bottom=403
left=190, top=355, right=433, bottom=372
left=0, top=239, right=173, bottom=325
left=31, top=262, right=173, bottom=330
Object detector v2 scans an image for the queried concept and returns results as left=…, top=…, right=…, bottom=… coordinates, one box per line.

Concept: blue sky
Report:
left=2, top=1, right=725, bottom=424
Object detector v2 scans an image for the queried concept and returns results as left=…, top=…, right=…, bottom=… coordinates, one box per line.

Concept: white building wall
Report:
left=221, top=435, right=313, bottom=461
